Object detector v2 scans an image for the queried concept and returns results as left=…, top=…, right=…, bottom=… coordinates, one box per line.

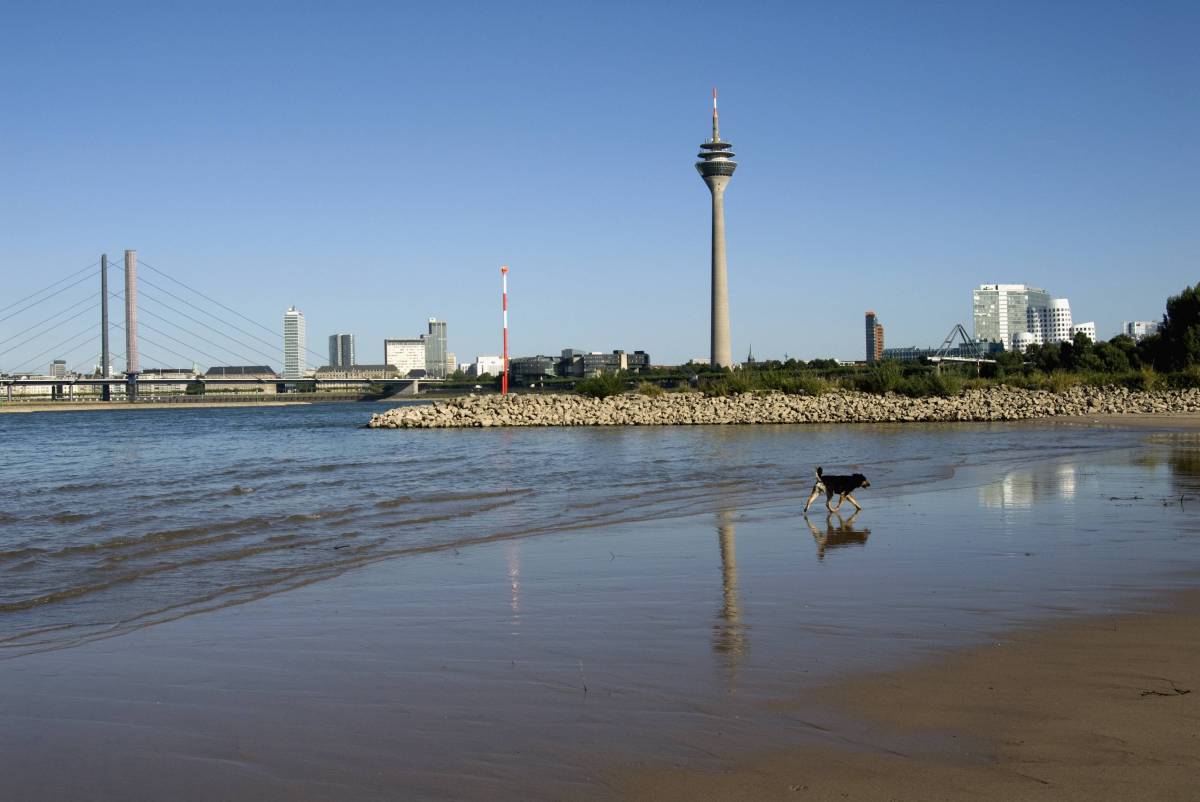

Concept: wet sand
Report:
left=616, top=590, right=1200, bottom=801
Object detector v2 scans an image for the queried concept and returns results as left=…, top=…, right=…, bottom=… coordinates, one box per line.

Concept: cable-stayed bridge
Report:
left=0, top=252, right=422, bottom=402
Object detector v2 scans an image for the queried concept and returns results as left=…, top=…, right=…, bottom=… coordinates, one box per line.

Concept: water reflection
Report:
left=712, top=509, right=747, bottom=680
left=1167, top=443, right=1200, bottom=495
left=979, top=463, right=1078, bottom=509
left=1136, top=436, right=1200, bottom=496
left=804, top=511, right=871, bottom=561
left=505, top=541, right=522, bottom=629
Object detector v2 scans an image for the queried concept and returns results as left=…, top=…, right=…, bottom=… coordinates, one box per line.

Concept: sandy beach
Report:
left=616, top=590, right=1200, bottom=801
left=2, top=409, right=1199, bottom=800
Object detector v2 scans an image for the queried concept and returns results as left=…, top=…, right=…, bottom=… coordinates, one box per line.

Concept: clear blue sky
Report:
left=2, top=0, right=1197, bottom=370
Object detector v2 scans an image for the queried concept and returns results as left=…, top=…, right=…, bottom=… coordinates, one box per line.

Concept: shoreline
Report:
left=0, top=400, right=312, bottom=413
left=614, top=587, right=1200, bottom=801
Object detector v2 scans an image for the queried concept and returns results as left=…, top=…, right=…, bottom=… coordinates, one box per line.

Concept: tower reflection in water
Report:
left=804, top=511, right=871, bottom=561
left=506, top=540, right=521, bottom=631
left=713, top=509, right=747, bottom=683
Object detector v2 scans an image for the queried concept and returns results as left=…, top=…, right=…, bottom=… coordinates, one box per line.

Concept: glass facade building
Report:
left=327, top=334, right=355, bottom=368
left=282, top=306, right=306, bottom=380
left=972, top=284, right=1051, bottom=348
left=424, top=318, right=447, bottom=379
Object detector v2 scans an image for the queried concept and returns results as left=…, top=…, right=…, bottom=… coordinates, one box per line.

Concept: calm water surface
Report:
left=2, top=403, right=1199, bottom=659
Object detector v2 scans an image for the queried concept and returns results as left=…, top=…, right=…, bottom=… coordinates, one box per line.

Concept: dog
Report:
left=804, top=466, right=870, bottom=514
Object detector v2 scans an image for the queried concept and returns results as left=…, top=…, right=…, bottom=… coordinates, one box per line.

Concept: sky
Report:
left=1, top=0, right=1197, bottom=371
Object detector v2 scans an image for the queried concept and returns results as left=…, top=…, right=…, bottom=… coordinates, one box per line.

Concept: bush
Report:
left=1046, top=372, right=1084, bottom=393
left=1121, top=368, right=1163, bottom=392
left=1166, top=365, right=1200, bottom=390
left=636, top=381, right=664, bottom=397
left=703, top=372, right=755, bottom=396
left=795, top=376, right=835, bottom=396
left=575, top=372, right=627, bottom=398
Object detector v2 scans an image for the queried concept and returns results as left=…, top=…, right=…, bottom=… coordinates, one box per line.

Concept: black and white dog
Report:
left=803, top=466, right=871, bottom=514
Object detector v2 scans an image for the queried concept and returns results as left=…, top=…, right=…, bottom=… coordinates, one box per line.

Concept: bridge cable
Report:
left=139, top=259, right=329, bottom=364
left=8, top=321, right=100, bottom=374
left=110, top=321, right=196, bottom=369
left=135, top=287, right=283, bottom=365
left=0, top=272, right=97, bottom=326
left=0, top=293, right=98, bottom=349
left=0, top=261, right=98, bottom=317
left=136, top=275, right=287, bottom=358
left=0, top=303, right=100, bottom=361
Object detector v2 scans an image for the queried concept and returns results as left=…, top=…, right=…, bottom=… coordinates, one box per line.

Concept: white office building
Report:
left=471, top=355, right=504, bottom=377
left=973, top=284, right=1052, bottom=348
left=1070, top=322, right=1096, bottom=343
left=1122, top=321, right=1160, bottom=341
left=283, top=306, right=306, bottom=380
left=384, top=338, right=426, bottom=377
left=1027, top=298, right=1073, bottom=346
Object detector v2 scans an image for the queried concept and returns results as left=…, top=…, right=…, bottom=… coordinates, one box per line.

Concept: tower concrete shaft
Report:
left=696, top=90, right=736, bottom=368
left=100, top=254, right=111, bottom=400
left=124, top=249, right=139, bottom=375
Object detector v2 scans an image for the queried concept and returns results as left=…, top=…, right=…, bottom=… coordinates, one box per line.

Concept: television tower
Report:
left=696, top=88, right=736, bottom=368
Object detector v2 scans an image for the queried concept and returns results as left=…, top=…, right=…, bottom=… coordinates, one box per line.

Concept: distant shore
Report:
left=369, top=386, right=1200, bottom=428
left=0, top=400, right=311, bottom=414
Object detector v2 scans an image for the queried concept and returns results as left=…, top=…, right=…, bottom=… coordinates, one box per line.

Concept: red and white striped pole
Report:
left=501, top=265, right=509, bottom=396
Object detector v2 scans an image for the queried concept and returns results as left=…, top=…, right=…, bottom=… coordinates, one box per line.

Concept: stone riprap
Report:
left=367, top=386, right=1200, bottom=429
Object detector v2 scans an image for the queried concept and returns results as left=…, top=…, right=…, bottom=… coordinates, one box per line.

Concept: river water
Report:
left=2, top=403, right=1199, bottom=662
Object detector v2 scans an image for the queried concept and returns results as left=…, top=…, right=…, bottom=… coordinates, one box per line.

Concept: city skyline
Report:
left=2, top=3, right=1196, bottom=365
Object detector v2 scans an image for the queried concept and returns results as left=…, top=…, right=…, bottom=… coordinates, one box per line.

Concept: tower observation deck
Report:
left=696, top=89, right=736, bottom=368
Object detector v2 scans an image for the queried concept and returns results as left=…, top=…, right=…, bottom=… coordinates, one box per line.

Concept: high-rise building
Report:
left=1070, top=322, right=1096, bottom=343
left=973, top=284, right=1052, bottom=348
left=1027, top=298, right=1073, bottom=346
left=50, top=359, right=67, bottom=379
left=444, top=351, right=457, bottom=377
left=328, top=333, right=355, bottom=367
left=864, top=312, right=884, bottom=363
left=1122, top=321, right=1160, bottom=341
left=384, top=338, right=426, bottom=377
left=423, top=318, right=448, bottom=379
left=283, top=306, right=306, bottom=379
left=696, top=90, right=736, bottom=368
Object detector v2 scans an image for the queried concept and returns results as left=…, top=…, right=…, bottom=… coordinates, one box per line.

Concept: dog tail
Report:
left=815, top=466, right=823, bottom=478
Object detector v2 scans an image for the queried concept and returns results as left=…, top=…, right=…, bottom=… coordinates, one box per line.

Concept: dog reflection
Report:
left=804, top=511, right=870, bottom=561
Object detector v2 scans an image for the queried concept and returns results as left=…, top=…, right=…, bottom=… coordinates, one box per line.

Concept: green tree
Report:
left=1092, top=340, right=1130, bottom=373
left=1149, top=283, right=1200, bottom=371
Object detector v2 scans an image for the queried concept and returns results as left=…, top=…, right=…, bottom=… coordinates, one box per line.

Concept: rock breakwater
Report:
left=368, top=386, right=1200, bottom=429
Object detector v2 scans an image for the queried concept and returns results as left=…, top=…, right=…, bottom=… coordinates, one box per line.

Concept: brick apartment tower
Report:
left=865, top=311, right=884, bottom=363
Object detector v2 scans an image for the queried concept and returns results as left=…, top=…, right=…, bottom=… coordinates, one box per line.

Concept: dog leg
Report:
left=804, top=487, right=822, bottom=514
left=844, top=493, right=862, bottom=512
left=831, top=493, right=846, bottom=511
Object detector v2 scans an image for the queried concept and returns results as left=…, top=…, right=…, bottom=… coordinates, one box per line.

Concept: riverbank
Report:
left=0, top=400, right=311, bottom=413
left=616, top=589, right=1200, bottom=801
left=368, top=385, right=1200, bottom=428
